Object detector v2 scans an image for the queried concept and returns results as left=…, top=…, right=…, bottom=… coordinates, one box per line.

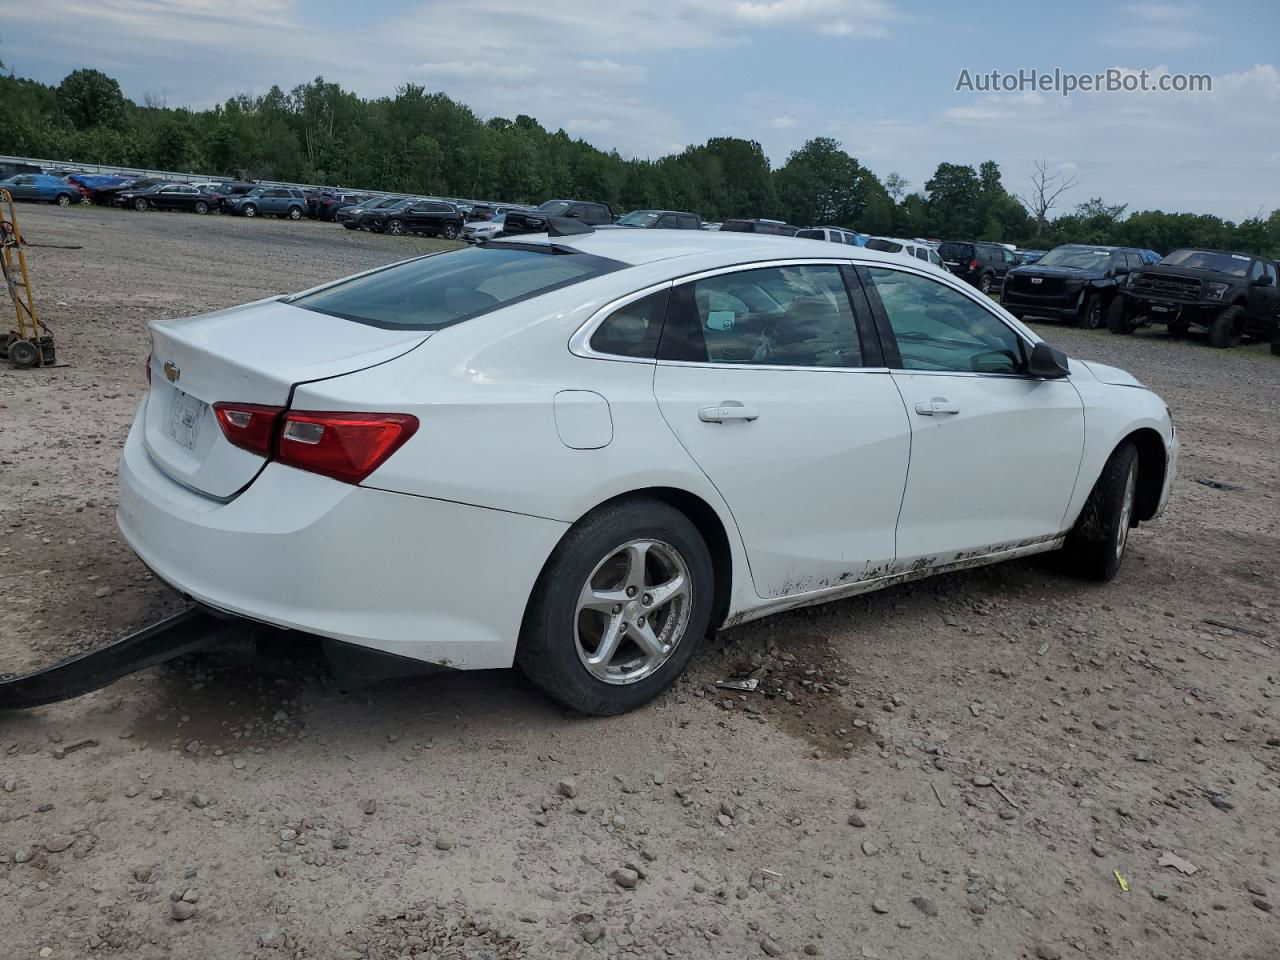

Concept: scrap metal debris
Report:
left=1158, top=851, right=1199, bottom=876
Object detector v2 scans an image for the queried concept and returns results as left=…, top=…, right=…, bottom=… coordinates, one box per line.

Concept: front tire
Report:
left=56, top=193, right=72, bottom=207
left=1078, top=292, right=1104, bottom=329
left=287, top=206, right=302, bottom=220
left=443, top=222, right=459, bottom=240
left=194, top=200, right=208, bottom=215
left=517, top=498, right=714, bottom=715
left=1208, top=305, right=1243, bottom=348
left=242, top=204, right=257, bottom=218
left=386, top=218, right=406, bottom=236
left=1106, top=296, right=1134, bottom=334
left=1061, top=441, right=1138, bottom=582
left=133, top=197, right=148, bottom=211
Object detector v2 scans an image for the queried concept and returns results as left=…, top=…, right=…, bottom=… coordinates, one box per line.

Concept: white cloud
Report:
left=769, top=115, right=799, bottom=128
left=576, top=59, right=649, bottom=83
left=732, top=0, right=894, bottom=36
left=1108, top=3, right=1205, bottom=50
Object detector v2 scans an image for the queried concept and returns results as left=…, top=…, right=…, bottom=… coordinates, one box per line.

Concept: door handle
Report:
left=914, top=398, right=960, bottom=416
left=698, top=402, right=759, bottom=423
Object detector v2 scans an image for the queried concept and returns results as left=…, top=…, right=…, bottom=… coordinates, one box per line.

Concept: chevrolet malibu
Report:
left=119, top=228, right=1176, bottom=715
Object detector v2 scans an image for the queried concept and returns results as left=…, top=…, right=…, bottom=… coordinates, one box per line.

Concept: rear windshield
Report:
left=937, top=242, right=973, bottom=261
left=719, top=220, right=753, bottom=233
left=795, top=229, right=824, bottom=240
left=290, top=244, right=623, bottom=330
left=618, top=211, right=660, bottom=227
left=1037, top=246, right=1113, bottom=269
left=1159, top=249, right=1250, bottom=277
left=865, top=238, right=903, bottom=253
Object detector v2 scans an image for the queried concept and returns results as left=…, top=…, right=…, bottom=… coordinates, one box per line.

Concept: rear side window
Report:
left=658, top=264, right=863, bottom=368
left=590, top=289, right=670, bottom=358
left=678, top=215, right=699, bottom=230
left=292, top=245, right=622, bottom=330
left=796, top=229, right=824, bottom=240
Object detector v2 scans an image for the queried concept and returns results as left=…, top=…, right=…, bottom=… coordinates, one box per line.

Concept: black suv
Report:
left=502, top=199, right=615, bottom=235
left=611, top=209, right=703, bottom=229
left=371, top=199, right=464, bottom=239
left=938, top=240, right=1018, bottom=294
left=1108, top=248, right=1280, bottom=348
left=719, top=218, right=799, bottom=236
left=1002, top=244, right=1150, bottom=329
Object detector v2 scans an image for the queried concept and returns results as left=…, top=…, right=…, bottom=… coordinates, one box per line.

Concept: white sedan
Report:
left=118, top=227, right=1176, bottom=714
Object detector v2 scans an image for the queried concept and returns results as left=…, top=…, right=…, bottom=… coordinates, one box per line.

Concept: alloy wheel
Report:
left=1115, top=461, right=1137, bottom=560
left=574, top=539, right=692, bottom=685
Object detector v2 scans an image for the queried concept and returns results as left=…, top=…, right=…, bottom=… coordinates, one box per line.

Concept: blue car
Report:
left=0, top=173, right=82, bottom=207
left=224, top=186, right=308, bottom=219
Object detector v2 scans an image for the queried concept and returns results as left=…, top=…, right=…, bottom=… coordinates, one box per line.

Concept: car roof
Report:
left=499, top=228, right=922, bottom=269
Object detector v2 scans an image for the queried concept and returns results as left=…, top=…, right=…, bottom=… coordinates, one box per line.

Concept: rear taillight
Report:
left=213, top=402, right=284, bottom=457
left=276, top=411, right=418, bottom=485
left=969, top=258, right=979, bottom=271
left=145, top=352, right=151, bottom=385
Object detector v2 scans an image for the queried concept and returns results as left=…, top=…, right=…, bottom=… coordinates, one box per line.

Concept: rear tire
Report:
left=1106, top=296, right=1134, bottom=334
left=56, top=193, right=72, bottom=207
left=133, top=197, right=148, bottom=211
left=194, top=200, right=208, bottom=215
left=386, top=218, right=406, bottom=236
left=978, top=273, right=993, bottom=295
left=1208, top=305, right=1243, bottom=348
left=443, top=222, right=459, bottom=240
left=242, top=204, right=257, bottom=218
left=517, top=498, right=714, bottom=716
left=287, top=206, right=302, bottom=220
left=1061, top=441, right=1139, bottom=583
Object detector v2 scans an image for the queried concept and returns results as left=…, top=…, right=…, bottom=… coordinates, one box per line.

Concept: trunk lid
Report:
left=144, top=297, right=428, bottom=499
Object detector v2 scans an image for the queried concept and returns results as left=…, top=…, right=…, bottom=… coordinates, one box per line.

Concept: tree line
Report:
left=2, top=67, right=1277, bottom=256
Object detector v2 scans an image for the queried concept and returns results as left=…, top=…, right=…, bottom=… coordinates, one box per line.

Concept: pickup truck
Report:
left=502, top=199, right=615, bottom=235
left=1108, top=248, right=1280, bottom=348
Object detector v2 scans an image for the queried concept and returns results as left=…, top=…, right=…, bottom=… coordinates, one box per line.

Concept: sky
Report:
left=2, top=0, right=1277, bottom=220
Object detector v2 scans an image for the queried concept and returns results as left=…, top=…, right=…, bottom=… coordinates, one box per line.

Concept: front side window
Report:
left=1265, top=262, right=1278, bottom=285
left=1248, top=259, right=1264, bottom=281
left=292, top=245, right=622, bottom=330
left=658, top=264, right=863, bottom=368
left=590, top=289, right=669, bottom=358
left=866, top=267, right=1024, bottom=374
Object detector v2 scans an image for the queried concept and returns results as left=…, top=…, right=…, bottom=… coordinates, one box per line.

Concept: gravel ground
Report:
left=1, top=204, right=1278, bottom=960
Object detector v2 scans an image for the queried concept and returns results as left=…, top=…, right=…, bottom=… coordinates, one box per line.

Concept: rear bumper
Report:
left=116, top=405, right=568, bottom=669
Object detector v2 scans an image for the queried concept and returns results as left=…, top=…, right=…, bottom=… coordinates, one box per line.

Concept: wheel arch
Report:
left=1124, top=427, right=1167, bottom=522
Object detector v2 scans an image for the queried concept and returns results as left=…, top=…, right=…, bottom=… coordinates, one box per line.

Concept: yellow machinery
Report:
left=1, top=187, right=55, bottom=368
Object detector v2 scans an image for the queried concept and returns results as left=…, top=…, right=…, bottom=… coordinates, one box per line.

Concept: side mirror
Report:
left=1028, top=342, right=1070, bottom=379
left=1253, top=274, right=1273, bottom=287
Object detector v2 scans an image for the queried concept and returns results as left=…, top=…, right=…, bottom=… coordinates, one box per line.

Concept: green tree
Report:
left=58, top=68, right=128, bottom=129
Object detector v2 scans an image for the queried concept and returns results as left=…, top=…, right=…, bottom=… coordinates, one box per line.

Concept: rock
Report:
left=191, top=793, right=211, bottom=808
left=1246, top=881, right=1267, bottom=896
left=854, top=798, right=869, bottom=810
left=861, top=840, right=880, bottom=857
left=43, top=835, right=75, bottom=853
left=719, top=800, right=737, bottom=818
left=804, top=945, right=820, bottom=956
left=847, top=814, right=866, bottom=828
left=583, top=925, right=604, bottom=944
left=1253, top=898, right=1273, bottom=913
left=1090, top=844, right=1106, bottom=858
left=911, top=896, right=938, bottom=918
left=132, top=865, right=153, bottom=883
left=3, top=779, right=16, bottom=792
left=182, top=888, right=199, bottom=903
left=760, top=937, right=783, bottom=957
left=185, top=739, right=200, bottom=753
left=332, top=834, right=350, bottom=850
left=171, top=900, right=196, bottom=921
left=1036, top=946, right=1062, bottom=960
left=972, top=775, right=992, bottom=787
left=361, top=799, right=376, bottom=815
left=15, top=848, right=34, bottom=864
left=610, top=867, right=640, bottom=889
left=716, top=814, right=733, bottom=828
left=434, top=838, right=453, bottom=851
left=557, top=778, right=578, bottom=799
left=871, top=899, right=890, bottom=914
left=279, top=828, right=297, bottom=842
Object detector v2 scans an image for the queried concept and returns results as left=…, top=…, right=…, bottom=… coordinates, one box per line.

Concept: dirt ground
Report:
left=1, top=204, right=1278, bottom=960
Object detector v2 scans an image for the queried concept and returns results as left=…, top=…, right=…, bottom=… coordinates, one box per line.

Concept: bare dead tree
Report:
left=1017, top=159, right=1080, bottom=235
left=883, top=171, right=908, bottom=203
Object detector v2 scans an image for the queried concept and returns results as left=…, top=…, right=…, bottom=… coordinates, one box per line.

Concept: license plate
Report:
left=167, top=389, right=208, bottom=451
